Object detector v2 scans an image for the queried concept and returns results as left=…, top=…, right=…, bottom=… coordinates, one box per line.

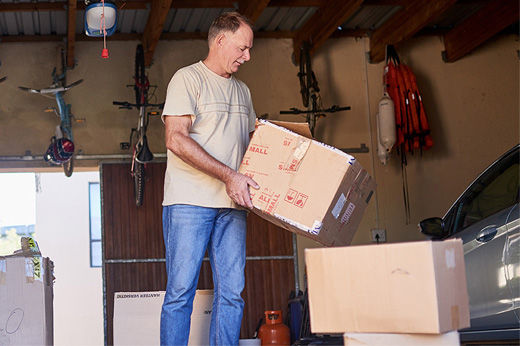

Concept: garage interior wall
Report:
left=0, top=34, right=518, bottom=290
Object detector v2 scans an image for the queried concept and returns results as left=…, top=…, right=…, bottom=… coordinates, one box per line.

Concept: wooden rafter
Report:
left=292, top=0, right=363, bottom=63
left=442, top=0, right=519, bottom=62
left=141, top=0, right=173, bottom=66
left=66, top=0, right=76, bottom=68
left=239, top=0, right=270, bottom=23
left=368, top=0, right=456, bottom=63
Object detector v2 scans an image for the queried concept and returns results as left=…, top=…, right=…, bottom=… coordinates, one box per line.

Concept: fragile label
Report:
left=284, top=189, right=308, bottom=208
left=331, top=193, right=347, bottom=219
left=340, top=202, right=356, bottom=224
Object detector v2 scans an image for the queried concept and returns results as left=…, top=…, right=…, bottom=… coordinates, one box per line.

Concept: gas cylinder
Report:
left=258, top=310, right=290, bottom=346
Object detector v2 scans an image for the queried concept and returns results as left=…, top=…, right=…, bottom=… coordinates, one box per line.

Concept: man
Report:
left=160, top=12, right=259, bottom=346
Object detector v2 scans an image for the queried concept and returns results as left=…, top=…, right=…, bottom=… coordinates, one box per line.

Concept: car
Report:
left=419, top=144, right=519, bottom=342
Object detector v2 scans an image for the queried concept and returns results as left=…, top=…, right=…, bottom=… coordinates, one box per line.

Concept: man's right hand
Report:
left=224, top=171, right=259, bottom=209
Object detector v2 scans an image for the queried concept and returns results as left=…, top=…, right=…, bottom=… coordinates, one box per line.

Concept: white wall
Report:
left=35, top=171, right=103, bottom=346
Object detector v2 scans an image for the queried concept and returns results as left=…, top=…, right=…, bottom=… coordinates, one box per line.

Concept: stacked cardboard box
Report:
left=0, top=237, right=54, bottom=345
left=305, top=239, right=470, bottom=345
left=239, top=120, right=376, bottom=246
left=113, top=289, right=213, bottom=345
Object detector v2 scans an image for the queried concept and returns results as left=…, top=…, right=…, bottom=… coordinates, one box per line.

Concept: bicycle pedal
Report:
left=120, top=142, right=130, bottom=150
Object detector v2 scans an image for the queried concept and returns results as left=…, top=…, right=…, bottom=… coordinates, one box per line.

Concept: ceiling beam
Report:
left=442, top=0, right=519, bottom=62
left=239, top=0, right=270, bottom=23
left=0, top=31, right=296, bottom=43
left=292, top=0, right=363, bottom=63
left=141, top=0, right=173, bottom=66
left=66, top=0, right=77, bottom=68
left=368, top=0, right=456, bottom=63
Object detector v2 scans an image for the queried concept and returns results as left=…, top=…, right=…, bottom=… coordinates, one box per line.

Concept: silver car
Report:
left=419, top=144, right=519, bottom=342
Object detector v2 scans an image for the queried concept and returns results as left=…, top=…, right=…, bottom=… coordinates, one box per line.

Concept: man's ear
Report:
left=216, top=33, right=225, bottom=47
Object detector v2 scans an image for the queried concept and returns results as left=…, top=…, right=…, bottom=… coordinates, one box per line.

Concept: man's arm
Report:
left=165, top=115, right=259, bottom=208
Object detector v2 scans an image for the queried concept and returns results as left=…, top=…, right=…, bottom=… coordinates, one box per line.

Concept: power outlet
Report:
left=371, top=229, right=386, bottom=243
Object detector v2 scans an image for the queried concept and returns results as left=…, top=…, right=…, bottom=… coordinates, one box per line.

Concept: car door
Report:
left=445, top=147, right=519, bottom=331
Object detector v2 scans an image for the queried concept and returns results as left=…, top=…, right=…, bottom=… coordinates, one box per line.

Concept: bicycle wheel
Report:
left=134, top=44, right=147, bottom=106
left=298, top=43, right=312, bottom=108
left=63, top=157, right=74, bottom=177
left=133, top=161, right=145, bottom=207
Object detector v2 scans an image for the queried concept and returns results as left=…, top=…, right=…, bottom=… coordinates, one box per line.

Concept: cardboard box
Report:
left=239, top=120, right=376, bottom=246
left=305, top=239, right=470, bottom=334
left=113, top=289, right=213, bottom=345
left=344, top=331, right=460, bottom=346
left=0, top=238, right=54, bottom=345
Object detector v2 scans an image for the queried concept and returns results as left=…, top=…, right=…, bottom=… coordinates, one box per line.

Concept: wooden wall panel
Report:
left=101, top=162, right=295, bottom=344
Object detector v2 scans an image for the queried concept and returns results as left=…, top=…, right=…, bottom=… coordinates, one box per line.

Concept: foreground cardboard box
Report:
left=305, top=239, right=470, bottom=334
left=113, top=289, right=213, bottom=345
left=0, top=238, right=54, bottom=345
left=239, top=120, right=376, bottom=246
left=344, top=331, right=460, bottom=346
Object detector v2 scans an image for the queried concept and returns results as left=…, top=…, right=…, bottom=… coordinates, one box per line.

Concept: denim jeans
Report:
left=161, top=204, right=247, bottom=346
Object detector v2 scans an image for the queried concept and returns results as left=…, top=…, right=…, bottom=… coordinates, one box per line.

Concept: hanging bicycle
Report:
left=19, top=48, right=83, bottom=177
left=113, top=44, right=163, bottom=207
left=281, top=42, right=350, bottom=136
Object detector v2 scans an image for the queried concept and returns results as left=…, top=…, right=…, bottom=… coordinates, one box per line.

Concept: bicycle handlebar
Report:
left=280, top=105, right=351, bottom=115
left=113, top=101, right=165, bottom=109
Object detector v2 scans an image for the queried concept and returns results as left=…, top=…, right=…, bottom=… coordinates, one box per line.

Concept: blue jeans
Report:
left=161, top=204, right=247, bottom=346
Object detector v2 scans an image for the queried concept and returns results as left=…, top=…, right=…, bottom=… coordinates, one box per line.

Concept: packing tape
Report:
left=284, top=138, right=310, bottom=172
left=24, top=256, right=43, bottom=283
left=0, top=259, right=5, bottom=285
left=451, top=305, right=460, bottom=329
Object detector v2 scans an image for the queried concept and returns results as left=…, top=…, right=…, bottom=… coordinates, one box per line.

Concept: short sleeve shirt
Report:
left=162, top=61, right=256, bottom=208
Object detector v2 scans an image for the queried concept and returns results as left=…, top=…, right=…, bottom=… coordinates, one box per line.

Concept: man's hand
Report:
left=224, top=171, right=259, bottom=209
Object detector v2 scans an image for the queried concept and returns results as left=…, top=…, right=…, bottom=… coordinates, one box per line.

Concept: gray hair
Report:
left=207, top=12, right=252, bottom=45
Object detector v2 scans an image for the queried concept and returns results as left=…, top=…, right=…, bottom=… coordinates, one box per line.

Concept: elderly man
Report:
left=160, top=11, right=259, bottom=346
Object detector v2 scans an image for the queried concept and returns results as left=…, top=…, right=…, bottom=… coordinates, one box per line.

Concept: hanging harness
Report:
left=383, top=45, right=434, bottom=223
left=384, top=45, right=433, bottom=158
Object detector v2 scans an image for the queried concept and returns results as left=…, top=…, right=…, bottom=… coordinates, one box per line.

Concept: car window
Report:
left=451, top=150, right=519, bottom=234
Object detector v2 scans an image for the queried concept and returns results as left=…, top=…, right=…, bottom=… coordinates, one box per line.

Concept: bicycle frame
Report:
left=19, top=51, right=82, bottom=176
left=281, top=42, right=350, bottom=137
left=113, top=44, right=163, bottom=206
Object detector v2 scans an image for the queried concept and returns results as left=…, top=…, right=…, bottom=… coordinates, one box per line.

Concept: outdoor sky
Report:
left=0, top=172, right=36, bottom=227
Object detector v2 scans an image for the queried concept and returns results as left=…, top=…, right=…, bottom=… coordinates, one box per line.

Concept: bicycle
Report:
left=113, top=44, right=164, bottom=207
left=281, top=42, right=350, bottom=136
left=19, top=48, right=83, bottom=177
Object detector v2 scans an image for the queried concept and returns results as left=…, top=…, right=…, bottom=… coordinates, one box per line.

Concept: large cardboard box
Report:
left=0, top=238, right=54, bottom=345
left=343, top=331, right=460, bottom=346
left=239, top=120, right=376, bottom=246
left=113, top=289, right=213, bottom=345
left=305, top=239, right=470, bottom=334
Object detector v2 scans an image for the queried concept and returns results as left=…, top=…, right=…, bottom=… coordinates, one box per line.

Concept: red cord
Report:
left=101, top=0, right=109, bottom=58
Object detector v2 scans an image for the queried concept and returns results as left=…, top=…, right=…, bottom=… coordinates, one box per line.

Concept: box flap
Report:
left=260, top=120, right=313, bottom=139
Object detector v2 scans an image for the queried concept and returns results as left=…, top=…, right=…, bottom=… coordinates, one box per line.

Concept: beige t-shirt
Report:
left=162, top=61, right=256, bottom=208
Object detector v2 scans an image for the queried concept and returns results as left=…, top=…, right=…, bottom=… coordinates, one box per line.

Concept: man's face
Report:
left=219, top=23, right=253, bottom=77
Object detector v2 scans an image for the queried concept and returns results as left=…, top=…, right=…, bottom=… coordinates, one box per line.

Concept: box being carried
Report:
left=305, top=239, right=470, bottom=334
left=239, top=120, right=375, bottom=246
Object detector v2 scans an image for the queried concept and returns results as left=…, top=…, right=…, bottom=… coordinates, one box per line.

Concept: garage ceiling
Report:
left=0, top=0, right=518, bottom=67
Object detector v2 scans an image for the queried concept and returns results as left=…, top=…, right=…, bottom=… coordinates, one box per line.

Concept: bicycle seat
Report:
left=136, top=135, right=154, bottom=163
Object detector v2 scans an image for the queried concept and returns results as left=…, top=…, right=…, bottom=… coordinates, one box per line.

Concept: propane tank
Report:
left=377, top=92, right=396, bottom=151
left=376, top=113, right=389, bottom=165
left=258, top=310, right=290, bottom=346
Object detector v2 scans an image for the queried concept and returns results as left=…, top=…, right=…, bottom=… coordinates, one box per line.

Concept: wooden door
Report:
left=101, top=162, right=296, bottom=344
